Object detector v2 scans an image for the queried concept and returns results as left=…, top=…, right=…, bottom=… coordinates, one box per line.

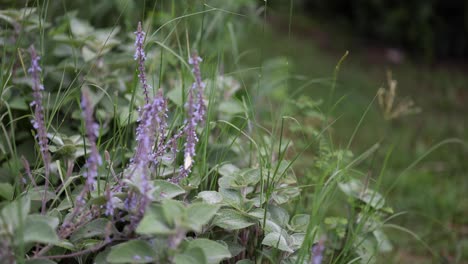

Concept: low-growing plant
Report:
left=0, top=3, right=397, bottom=264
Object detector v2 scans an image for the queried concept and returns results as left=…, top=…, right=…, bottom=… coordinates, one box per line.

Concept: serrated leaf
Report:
left=290, top=214, right=310, bottom=232
left=212, top=208, right=255, bottom=230
left=186, top=203, right=220, bottom=232
left=219, top=188, right=242, bottom=207
left=187, top=239, right=231, bottom=264
left=153, top=180, right=185, bottom=200
left=162, top=199, right=186, bottom=226
left=262, top=232, right=293, bottom=253
left=106, top=240, right=156, bottom=263
left=136, top=205, right=174, bottom=235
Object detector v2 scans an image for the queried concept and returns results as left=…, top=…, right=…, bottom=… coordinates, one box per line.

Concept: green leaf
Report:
left=22, top=216, right=60, bottom=245
left=289, top=214, right=310, bottom=232
left=70, top=218, right=113, bottom=242
left=136, top=205, right=174, bottom=235
left=186, top=203, right=220, bottom=232
left=0, top=195, right=30, bottom=234
left=162, top=199, right=186, bottom=226
left=218, top=188, right=242, bottom=207
left=174, top=247, right=206, bottom=264
left=266, top=205, right=290, bottom=229
left=212, top=208, right=256, bottom=230
left=0, top=182, right=14, bottom=200
left=218, top=164, right=240, bottom=178
left=197, top=191, right=223, bottom=204
left=106, top=240, right=156, bottom=263
left=28, top=186, right=56, bottom=202
left=26, top=214, right=59, bottom=230
left=262, top=232, right=293, bottom=253
left=187, top=239, right=231, bottom=264
left=153, top=180, right=185, bottom=200
left=373, top=229, right=393, bottom=252
left=94, top=248, right=111, bottom=264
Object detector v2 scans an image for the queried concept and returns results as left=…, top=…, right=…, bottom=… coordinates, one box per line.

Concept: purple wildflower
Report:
left=105, top=187, right=114, bottom=216
left=311, top=239, right=326, bottom=264
left=134, top=21, right=150, bottom=105
left=175, top=53, right=206, bottom=182
left=128, top=94, right=168, bottom=216
left=81, top=90, right=102, bottom=191
left=29, top=46, right=51, bottom=214
left=188, top=53, right=206, bottom=124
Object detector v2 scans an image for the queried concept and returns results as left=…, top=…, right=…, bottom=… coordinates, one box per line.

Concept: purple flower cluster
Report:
left=177, top=53, right=207, bottom=181
left=125, top=23, right=207, bottom=216
left=28, top=46, right=51, bottom=214
left=29, top=47, right=50, bottom=173
left=134, top=21, right=150, bottom=105
left=128, top=90, right=168, bottom=217
left=81, top=90, right=102, bottom=189
left=76, top=90, right=103, bottom=207
left=311, top=239, right=325, bottom=264
left=188, top=53, right=206, bottom=124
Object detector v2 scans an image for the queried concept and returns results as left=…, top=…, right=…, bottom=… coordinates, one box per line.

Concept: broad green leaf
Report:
left=219, top=188, right=242, bottom=207
left=262, top=232, right=293, bottom=253
left=290, top=233, right=306, bottom=250
left=212, top=208, right=256, bottom=230
left=94, top=248, right=111, bottom=264
left=70, top=17, right=94, bottom=37
left=290, top=214, right=310, bottom=232
left=0, top=195, right=30, bottom=234
left=218, top=164, right=240, bottom=177
left=197, top=191, right=223, bottom=204
left=136, top=205, right=174, bottom=235
left=267, top=205, right=289, bottom=228
left=152, top=180, right=185, bottom=200
left=28, top=186, right=56, bottom=202
left=373, top=229, right=393, bottom=252
left=162, top=199, right=186, bottom=226
left=187, top=239, right=231, bottom=264
left=106, top=240, right=156, bottom=263
left=70, top=218, right=113, bottom=242
left=174, top=247, right=206, bottom=264
left=186, top=203, right=220, bottom=232
left=22, top=216, right=60, bottom=245
left=0, top=182, right=14, bottom=200
left=26, top=214, right=59, bottom=229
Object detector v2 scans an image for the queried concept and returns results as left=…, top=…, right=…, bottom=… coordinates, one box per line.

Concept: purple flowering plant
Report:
left=0, top=5, right=396, bottom=264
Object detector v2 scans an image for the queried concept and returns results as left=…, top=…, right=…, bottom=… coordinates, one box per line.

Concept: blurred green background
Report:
left=253, top=1, right=468, bottom=262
